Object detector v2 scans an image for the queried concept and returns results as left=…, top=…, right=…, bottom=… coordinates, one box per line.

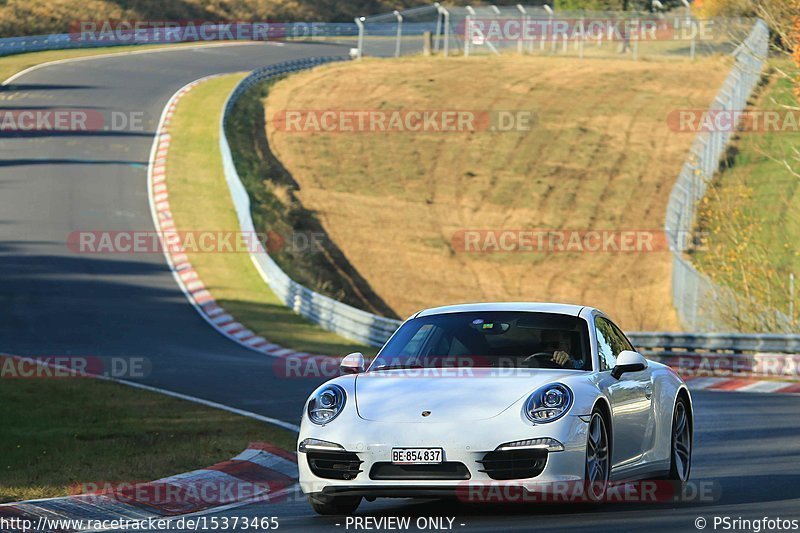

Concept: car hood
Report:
left=354, top=368, right=580, bottom=422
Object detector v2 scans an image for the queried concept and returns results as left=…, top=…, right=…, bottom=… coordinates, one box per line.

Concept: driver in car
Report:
left=541, top=330, right=584, bottom=370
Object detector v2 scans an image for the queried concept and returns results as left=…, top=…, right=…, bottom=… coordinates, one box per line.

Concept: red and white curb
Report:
left=0, top=444, right=298, bottom=531
left=146, top=76, right=332, bottom=365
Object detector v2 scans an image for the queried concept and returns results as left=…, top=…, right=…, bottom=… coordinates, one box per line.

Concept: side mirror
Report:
left=340, top=352, right=365, bottom=374
left=611, top=350, right=648, bottom=379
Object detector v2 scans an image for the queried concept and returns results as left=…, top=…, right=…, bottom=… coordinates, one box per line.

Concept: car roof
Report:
left=414, top=302, right=589, bottom=318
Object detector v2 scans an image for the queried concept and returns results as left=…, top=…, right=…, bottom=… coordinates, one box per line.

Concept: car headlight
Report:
left=307, top=384, right=346, bottom=425
left=524, top=383, right=573, bottom=423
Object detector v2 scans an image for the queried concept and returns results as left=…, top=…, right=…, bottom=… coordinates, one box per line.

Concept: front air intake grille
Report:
left=477, top=449, right=547, bottom=480
left=369, top=462, right=471, bottom=480
left=307, top=451, right=363, bottom=480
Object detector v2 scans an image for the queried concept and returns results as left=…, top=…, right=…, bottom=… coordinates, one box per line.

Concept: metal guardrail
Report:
left=220, top=57, right=403, bottom=347
left=629, top=332, right=800, bottom=354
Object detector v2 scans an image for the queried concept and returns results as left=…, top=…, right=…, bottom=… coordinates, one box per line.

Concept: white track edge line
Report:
left=0, top=353, right=301, bottom=434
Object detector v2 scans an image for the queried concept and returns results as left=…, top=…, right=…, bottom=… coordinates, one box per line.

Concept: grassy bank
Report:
left=224, top=77, right=397, bottom=319
left=165, top=74, right=371, bottom=356
left=692, top=60, right=800, bottom=331
left=0, top=364, right=295, bottom=503
left=264, top=55, right=731, bottom=331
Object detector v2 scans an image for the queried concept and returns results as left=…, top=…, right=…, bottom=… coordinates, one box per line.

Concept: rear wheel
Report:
left=584, top=410, right=610, bottom=502
left=308, top=494, right=362, bottom=515
left=667, top=398, right=692, bottom=484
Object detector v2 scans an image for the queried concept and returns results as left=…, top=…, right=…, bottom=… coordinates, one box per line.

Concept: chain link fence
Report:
left=664, top=19, right=791, bottom=333
left=356, top=4, right=757, bottom=61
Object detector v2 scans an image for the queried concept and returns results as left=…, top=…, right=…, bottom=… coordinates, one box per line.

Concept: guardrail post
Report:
left=465, top=14, right=471, bottom=57
left=434, top=3, right=442, bottom=53
left=393, top=10, right=403, bottom=58
left=544, top=5, right=555, bottom=52
left=438, top=5, right=450, bottom=57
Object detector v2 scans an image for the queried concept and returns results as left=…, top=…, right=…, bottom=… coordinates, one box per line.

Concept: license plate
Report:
left=391, top=448, right=443, bottom=464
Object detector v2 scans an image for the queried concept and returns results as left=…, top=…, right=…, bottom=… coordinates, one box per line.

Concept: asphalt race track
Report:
left=0, top=42, right=343, bottom=420
left=208, top=390, right=800, bottom=532
left=0, top=42, right=798, bottom=532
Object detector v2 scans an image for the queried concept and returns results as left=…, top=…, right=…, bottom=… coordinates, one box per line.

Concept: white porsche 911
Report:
left=298, top=303, right=693, bottom=515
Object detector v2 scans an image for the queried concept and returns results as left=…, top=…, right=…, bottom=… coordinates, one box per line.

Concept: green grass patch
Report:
left=0, top=366, right=295, bottom=503
left=165, top=74, right=373, bottom=357
left=692, top=60, right=800, bottom=331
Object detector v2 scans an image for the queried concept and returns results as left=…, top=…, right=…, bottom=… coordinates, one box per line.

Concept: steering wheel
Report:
left=522, top=351, right=562, bottom=369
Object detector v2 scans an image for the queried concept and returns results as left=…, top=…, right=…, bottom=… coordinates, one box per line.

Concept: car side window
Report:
left=608, top=320, right=634, bottom=353
left=595, top=317, right=620, bottom=371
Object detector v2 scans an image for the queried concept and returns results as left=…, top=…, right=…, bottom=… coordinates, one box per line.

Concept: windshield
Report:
left=370, top=311, right=592, bottom=372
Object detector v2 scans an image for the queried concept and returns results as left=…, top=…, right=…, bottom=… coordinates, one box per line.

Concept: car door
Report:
left=594, top=316, right=654, bottom=468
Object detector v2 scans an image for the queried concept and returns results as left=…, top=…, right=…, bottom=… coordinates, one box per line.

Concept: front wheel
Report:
left=584, top=410, right=610, bottom=502
left=308, top=494, right=362, bottom=515
left=667, top=397, right=692, bottom=484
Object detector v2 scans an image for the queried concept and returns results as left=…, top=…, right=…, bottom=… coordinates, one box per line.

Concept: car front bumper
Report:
left=298, top=414, right=590, bottom=498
